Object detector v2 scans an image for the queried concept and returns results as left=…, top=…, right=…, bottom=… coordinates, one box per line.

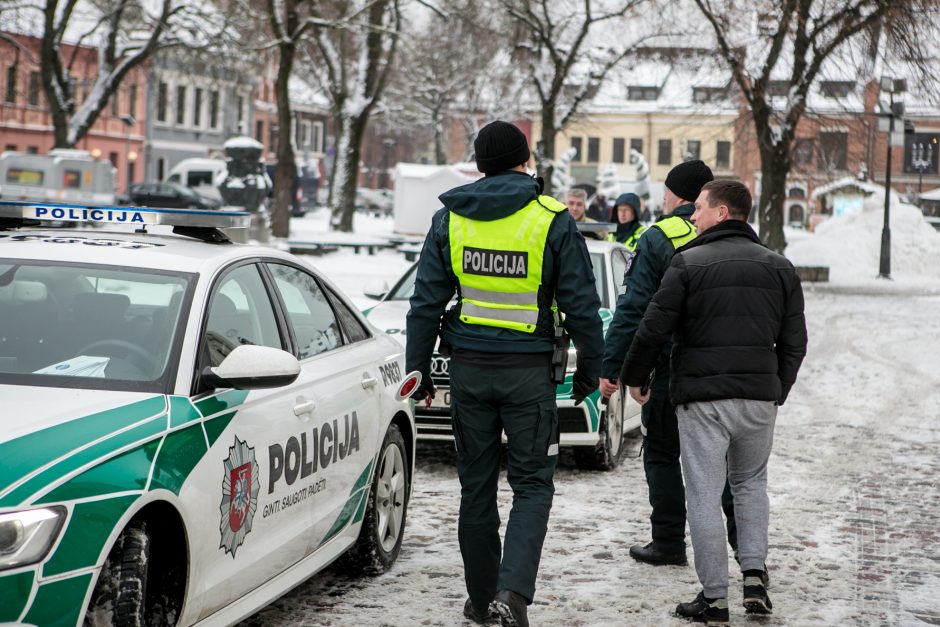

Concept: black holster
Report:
left=551, top=327, right=570, bottom=384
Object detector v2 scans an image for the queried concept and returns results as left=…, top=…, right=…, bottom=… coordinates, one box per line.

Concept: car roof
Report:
left=0, top=227, right=295, bottom=274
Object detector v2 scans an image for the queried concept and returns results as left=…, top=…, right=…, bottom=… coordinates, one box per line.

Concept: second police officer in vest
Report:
left=599, top=160, right=742, bottom=567
left=406, top=121, right=603, bottom=627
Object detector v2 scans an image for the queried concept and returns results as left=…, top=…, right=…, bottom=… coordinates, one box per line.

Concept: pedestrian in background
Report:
left=600, top=160, right=739, bottom=568
left=622, top=180, right=807, bottom=624
left=406, top=120, right=603, bottom=627
left=565, top=188, right=603, bottom=240
left=587, top=192, right=609, bottom=221
left=607, top=192, right=647, bottom=251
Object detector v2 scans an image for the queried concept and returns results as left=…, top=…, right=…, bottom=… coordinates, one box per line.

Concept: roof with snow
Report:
left=919, top=187, right=940, bottom=201
left=811, top=177, right=883, bottom=199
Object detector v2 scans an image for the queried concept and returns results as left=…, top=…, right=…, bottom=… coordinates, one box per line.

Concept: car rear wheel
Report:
left=85, top=523, right=150, bottom=627
left=574, top=391, right=626, bottom=471
left=338, top=423, right=409, bottom=575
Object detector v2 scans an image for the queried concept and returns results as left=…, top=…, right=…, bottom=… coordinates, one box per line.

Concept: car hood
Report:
left=364, top=300, right=414, bottom=343
left=0, top=385, right=164, bottom=444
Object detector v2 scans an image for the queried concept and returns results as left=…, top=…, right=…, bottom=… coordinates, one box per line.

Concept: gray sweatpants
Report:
left=676, top=398, right=777, bottom=599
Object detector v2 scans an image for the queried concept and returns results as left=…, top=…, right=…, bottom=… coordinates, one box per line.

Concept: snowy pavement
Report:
left=236, top=209, right=940, bottom=626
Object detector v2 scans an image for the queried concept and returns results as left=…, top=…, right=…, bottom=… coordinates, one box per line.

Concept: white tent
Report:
left=393, top=163, right=480, bottom=235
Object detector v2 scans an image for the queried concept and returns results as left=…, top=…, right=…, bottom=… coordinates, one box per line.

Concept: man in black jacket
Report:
left=621, top=180, right=807, bottom=625
left=407, top=121, right=603, bottom=627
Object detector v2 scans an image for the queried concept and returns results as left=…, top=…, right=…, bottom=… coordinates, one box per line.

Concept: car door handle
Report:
left=361, top=375, right=378, bottom=389
left=293, top=400, right=316, bottom=417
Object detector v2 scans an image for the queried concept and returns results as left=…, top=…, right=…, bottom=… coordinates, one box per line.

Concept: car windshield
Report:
left=387, top=252, right=607, bottom=307
left=0, top=260, right=193, bottom=393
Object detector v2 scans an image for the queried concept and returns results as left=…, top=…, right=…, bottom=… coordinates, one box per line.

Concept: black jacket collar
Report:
left=680, top=219, right=762, bottom=251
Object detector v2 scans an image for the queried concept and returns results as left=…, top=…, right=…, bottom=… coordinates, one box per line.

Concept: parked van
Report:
left=0, top=149, right=116, bottom=205
left=165, top=157, right=227, bottom=202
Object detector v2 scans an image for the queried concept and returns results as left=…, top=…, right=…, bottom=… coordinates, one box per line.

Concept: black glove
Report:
left=411, top=377, right=437, bottom=406
left=571, top=370, right=597, bottom=406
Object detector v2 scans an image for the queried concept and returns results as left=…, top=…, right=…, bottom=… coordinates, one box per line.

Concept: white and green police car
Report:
left=0, top=201, right=417, bottom=626
left=363, top=237, right=640, bottom=471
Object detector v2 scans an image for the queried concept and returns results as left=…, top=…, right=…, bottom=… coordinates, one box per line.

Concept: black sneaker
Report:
left=494, top=590, right=528, bottom=627
left=742, top=571, right=773, bottom=615
left=463, top=598, right=496, bottom=624
left=675, top=591, right=729, bottom=625
left=733, top=551, right=771, bottom=588
left=629, top=542, right=688, bottom=566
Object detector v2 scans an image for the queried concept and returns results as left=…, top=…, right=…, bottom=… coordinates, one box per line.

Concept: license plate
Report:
left=429, top=387, right=451, bottom=409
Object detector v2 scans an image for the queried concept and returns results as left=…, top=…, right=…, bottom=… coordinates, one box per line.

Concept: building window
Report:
left=128, top=84, right=137, bottom=117
left=108, top=151, right=119, bottom=167
left=26, top=146, right=39, bottom=154
left=685, top=139, right=701, bottom=161
left=630, top=138, right=643, bottom=156
left=788, top=186, right=806, bottom=198
left=157, top=158, right=166, bottom=181
left=175, top=85, right=187, bottom=125
left=209, top=90, right=219, bottom=129
left=767, top=80, right=789, bottom=97
left=156, top=81, right=168, bottom=122
left=820, top=81, right=854, bottom=99
left=111, top=89, right=119, bottom=116
left=4, top=144, right=16, bottom=152
left=5, top=63, right=17, bottom=104
left=194, top=87, right=203, bottom=127
left=658, top=139, right=672, bottom=165
left=693, top=87, right=727, bottom=103
left=716, top=140, right=731, bottom=169
left=256, top=120, right=264, bottom=143
left=27, top=71, right=40, bottom=106
left=904, top=133, right=939, bottom=175
left=793, top=138, right=814, bottom=166
left=312, top=121, right=324, bottom=153
left=570, top=136, right=583, bottom=162
left=612, top=138, right=625, bottom=164
left=299, top=120, right=311, bottom=147
left=627, top=86, right=658, bottom=101
left=587, top=137, right=600, bottom=163
left=237, top=95, right=245, bottom=131
left=818, top=131, right=848, bottom=171
left=269, top=123, right=277, bottom=151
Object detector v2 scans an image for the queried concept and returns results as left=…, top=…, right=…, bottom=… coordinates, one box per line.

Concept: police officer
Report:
left=406, top=120, right=603, bottom=627
left=608, top=192, right=647, bottom=251
left=600, top=160, right=736, bottom=567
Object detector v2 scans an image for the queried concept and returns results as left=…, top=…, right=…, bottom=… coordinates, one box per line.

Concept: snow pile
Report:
left=786, top=189, right=940, bottom=288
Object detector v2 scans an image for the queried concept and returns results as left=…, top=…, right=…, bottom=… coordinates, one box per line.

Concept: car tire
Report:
left=338, top=423, right=409, bottom=576
left=573, top=392, right=626, bottom=471
left=85, top=522, right=150, bottom=626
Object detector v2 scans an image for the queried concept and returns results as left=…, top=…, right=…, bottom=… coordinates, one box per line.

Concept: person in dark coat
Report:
left=622, top=180, right=807, bottom=624
left=406, top=120, right=603, bottom=627
left=608, top=192, right=647, bottom=251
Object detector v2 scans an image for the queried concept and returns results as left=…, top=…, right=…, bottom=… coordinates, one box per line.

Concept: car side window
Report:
left=611, top=249, right=629, bottom=296
left=267, top=263, right=342, bottom=359
left=323, top=285, right=370, bottom=343
left=204, top=264, right=282, bottom=367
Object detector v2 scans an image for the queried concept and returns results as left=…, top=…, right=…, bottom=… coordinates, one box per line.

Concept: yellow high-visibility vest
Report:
left=651, top=214, right=696, bottom=249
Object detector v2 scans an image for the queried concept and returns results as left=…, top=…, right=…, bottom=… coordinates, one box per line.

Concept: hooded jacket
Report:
left=406, top=171, right=604, bottom=382
left=620, top=220, right=807, bottom=405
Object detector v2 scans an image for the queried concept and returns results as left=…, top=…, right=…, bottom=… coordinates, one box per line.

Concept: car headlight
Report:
left=566, top=347, right=578, bottom=373
left=0, top=507, right=67, bottom=571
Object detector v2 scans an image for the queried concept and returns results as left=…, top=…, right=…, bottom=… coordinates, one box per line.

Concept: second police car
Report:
left=0, top=201, right=417, bottom=625
left=364, top=237, right=641, bottom=471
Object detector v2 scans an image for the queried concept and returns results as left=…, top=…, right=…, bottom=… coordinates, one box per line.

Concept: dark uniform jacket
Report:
left=620, top=220, right=807, bottom=405
left=405, top=171, right=604, bottom=384
left=601, top=203, right=695, bottom=379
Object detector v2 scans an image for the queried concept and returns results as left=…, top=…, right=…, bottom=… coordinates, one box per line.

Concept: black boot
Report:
left=629, top=542, right=687, bottom=566
left=494, top=590, right=528, bottom=627
left=743, top=571, right=773, bottom=615
left=463, top=598, right=496, bottom=625
left=675, top=591, right=729, bottom=625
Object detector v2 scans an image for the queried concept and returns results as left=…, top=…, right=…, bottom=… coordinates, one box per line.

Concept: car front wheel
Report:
left=574, top=391, right=626, bottom=471
left=338, top=422, right=409, bottom=575
left=85, top=523, right=149, bottom=626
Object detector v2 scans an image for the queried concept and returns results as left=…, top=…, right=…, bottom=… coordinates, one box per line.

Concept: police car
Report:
left=364, top=238, right=641, bottom=471
left=0, top=201, right=417, bottom=625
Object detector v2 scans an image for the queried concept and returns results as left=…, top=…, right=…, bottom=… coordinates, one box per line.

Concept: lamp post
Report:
left=878, top=78, right=905, bottom=280
left=119, top=114, right=136, bottom=193
left=911, top=141, right=933, bottom=194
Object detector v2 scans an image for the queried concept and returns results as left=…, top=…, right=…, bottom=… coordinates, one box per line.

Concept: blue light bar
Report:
left=0, top=200, right=250, bottom=229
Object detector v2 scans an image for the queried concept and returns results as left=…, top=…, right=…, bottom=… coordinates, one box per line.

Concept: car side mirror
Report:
left=201, top=345, right=301, bottom=390
left=363, top=279, right=389, bottom=301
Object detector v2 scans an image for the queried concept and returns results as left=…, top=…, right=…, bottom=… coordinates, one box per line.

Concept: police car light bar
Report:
left=0, top=200, right=251, bottom=230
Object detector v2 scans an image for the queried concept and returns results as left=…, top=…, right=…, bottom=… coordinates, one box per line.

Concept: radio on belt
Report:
left=0, top=199, right=250, bottom=230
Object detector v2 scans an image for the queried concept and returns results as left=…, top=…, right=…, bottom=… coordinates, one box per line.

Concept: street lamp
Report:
left=878, top=77, right=906, bottom=280
left=911, top=140, right=934, bottom=194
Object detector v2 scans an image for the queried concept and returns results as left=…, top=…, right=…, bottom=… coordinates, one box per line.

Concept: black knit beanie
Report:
left=474, top=121, right=531, bottom=175
left=665, top=159, right=714, bottom=202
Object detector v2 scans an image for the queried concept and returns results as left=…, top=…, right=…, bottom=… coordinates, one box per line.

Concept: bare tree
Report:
left=501, top=0, right=650, bottom=196
left=301, top=0, right=401, bottom=232
left=9, top=0, right=231, bottom=148
left=692, top=0, right=939, bottom=253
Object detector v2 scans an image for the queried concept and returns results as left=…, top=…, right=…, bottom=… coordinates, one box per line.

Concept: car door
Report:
left=182, top=262, right=321, bottom=621
left=262, top=262, right=386, bottom=553
left=157, top=184, right=184, bottom=208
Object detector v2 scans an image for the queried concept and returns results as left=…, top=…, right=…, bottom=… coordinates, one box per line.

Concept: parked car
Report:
left=356, top=188, right=394, bottom=217
left=363, top=237, right=640, bottom=470
left=0, top=201, right=416, bottom=625
left=0, top=149, right=115, bottom=205
left=165, top=157, right=228, bottom=203
left=130, top=181, right=221, bottom=210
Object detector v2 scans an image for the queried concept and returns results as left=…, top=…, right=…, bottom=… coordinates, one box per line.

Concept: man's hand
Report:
left=628, top=385, right=650, bottom=405
left=599, top=377, right=619, bottom=399
left=571, top=370, right=598, bottom=406
left=411, top=379, right=437, bottom=408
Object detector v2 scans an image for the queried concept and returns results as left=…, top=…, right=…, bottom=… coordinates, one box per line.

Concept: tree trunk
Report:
left=271, top=40, right=296, bottom=239
left=433, top=103, right=446, bottom=165
left=538, top=106, right=556, bottom=197
left=757, top=145, right=789, bottom=254
left=330, top=115, right=368, bottom=232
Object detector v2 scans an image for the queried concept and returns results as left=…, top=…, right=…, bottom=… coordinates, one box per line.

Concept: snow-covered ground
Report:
left=239, top=204, right=940, bottom=626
